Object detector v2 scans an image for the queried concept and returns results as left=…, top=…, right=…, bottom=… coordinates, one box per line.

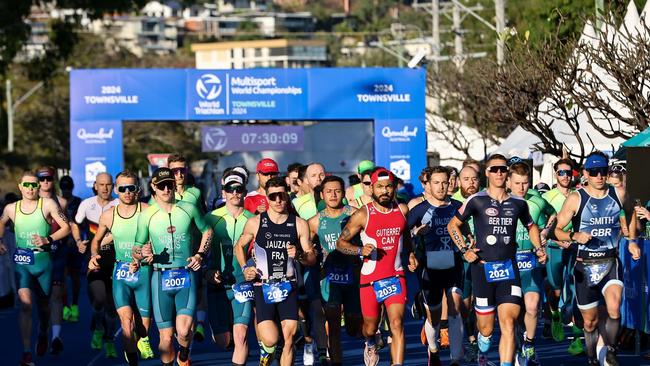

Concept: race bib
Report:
left=232, top=282, right=255, bottom=303
left=484, top=260, right=515, bottom=283
left=326, top=265, right=353, bottom=285
left=426, top=250, right=455, bottom=270
left=516, top=252, right=536, bottom=272
left=372, top=276, right=402, bottom=302
left=583, top=260, right=613, bottom=287
left=262, top=281, right=292, bottom=304
left=161, top=268, right=191, bottom=291
left=114, top=262, right=139, bottom=283
left=13, top=248, right=34, bottom=265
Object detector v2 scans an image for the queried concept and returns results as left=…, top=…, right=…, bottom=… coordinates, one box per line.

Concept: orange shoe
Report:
left=420, top=324, right=427, bottom=345
left=439, top=327, right=449, bottom=349
left=176, top=351, right=192, bottom=366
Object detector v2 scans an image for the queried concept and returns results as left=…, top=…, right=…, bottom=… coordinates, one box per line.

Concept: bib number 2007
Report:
left=161, top=269, right=191, bottom=291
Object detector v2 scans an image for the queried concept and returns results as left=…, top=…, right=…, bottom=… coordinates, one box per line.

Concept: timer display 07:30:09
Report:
left=240, top=132, right=299, bottom=145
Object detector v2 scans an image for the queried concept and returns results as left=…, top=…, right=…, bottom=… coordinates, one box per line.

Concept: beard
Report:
left=371, top=192, right=393, bottom=208
left=461, top=186, right=477, bottom=198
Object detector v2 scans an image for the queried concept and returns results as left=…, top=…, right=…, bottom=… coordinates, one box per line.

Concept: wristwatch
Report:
left=459, top=246, right=468, bottom=255
left=569, top=232, right=575, bottom=241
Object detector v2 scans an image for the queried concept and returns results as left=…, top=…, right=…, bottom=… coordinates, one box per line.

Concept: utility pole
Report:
left=6, top=79, right=13, bottom=152
left=495, top=0, right=505, bottom=65
left=432, top=0, right=440, bottom=72
left=452, top=2, right=463, bottom=70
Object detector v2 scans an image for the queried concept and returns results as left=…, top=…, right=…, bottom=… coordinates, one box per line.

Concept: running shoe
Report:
left=50, top=336, right=64, bottom=355
left=194, top=322, right=205, bottom=342
left=542, top=322, right=552, bottom=339
left=567, top=337, right=584, bottom=356
left=20, top=352, right=35, bottom=366
left=176, top=350, right=192, bottom=366
left=439, top=327, right=450, bottom=349
left=69, top=305, right=79, bottom=322
left=363, top=344, right=379, bottom=366
left=420, top=324, right=427, bottom=345
left=465, top=341, right=478, bottom=362
left=62, top=306, right=71, bottom=322
left=477, top=334, right=491, bottom=353
left=303, top=341, right=314, bottom=366
left=137, top=336, right=154, bottom=359
left=605, top=346, right=619, bottom=366
left=36, top=333, right=48, bottom=356
left=259, top=346, right=274, bottom=366
left=516, top=343, right=539, bottom=366
left=105, top=341, right=117, bottom=359
left=551, top=310, right=565, bottom=342
left=428, top=350, right=442, bottom=366
left=91, top=329, right=104, bottom=350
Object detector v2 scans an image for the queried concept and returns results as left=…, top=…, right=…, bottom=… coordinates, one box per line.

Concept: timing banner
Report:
left=70, top=68, right=426, bottom=197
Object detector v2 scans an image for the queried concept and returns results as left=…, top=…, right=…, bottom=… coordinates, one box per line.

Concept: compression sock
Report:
left=178, top=345, right=190, bottom=362
left=584, top=328, right=599, bottom=360
left=605, top=316, right=620, bottom=346
left=448, top=314, right=465, bottom=360
left=424, top=319, right=439, bottom=352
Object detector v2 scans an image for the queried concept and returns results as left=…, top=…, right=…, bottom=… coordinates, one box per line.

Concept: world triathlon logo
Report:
left=196, top=74, right=222, bottom=100
left=203, top=127, right=228, bottom=151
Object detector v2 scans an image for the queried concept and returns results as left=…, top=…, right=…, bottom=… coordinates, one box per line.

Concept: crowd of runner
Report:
left=0, top=151, right=645, bottom=366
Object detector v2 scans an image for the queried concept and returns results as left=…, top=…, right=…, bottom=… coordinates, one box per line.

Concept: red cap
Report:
left=256, top=158, right=279, bottom=174
left=370, top=168, right=395, bottom=185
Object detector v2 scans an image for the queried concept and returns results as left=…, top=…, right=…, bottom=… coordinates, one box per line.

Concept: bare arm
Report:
left=554, top=192, right=584, bottom=243
left=235, top=216, right=259, bottom=282
left=296, top=217, right=316, bottom=266
left=308, top=214, right=319, bottom=242
left=0, top=204, right=15, bottom=255
left=336, top=207, right=368, bottom=256
left=88, top=210, right=113, bottom=270
left=44, top=198, right=71, bottom=241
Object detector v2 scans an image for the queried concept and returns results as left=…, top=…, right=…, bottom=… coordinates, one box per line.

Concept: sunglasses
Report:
left=155, top=181, right=175, bottom=191
left=224, top=185, right=246, bottom=194
left=38, top=176, right=54, bottom=182
left=609, top=165, right=626, bottom=175
left=171, top=167, right=187, bottom=176
left=362, top=181, right=372, bottom=186
left=556, top=169, right=572, bottom=177
left=587, top=167, right=608, bottom=177
left=267, top=192, right=287, bottom=202
left=117, top=184, right=138, bottom=193
left=21, top=182, right=39, bottom=189
left=487, top=165, right=508, bottom=174
left=259, top=172, right=278, bottom=177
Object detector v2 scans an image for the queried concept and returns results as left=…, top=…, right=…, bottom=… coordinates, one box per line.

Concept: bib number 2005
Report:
left=13, top=248, right=34, bottom=265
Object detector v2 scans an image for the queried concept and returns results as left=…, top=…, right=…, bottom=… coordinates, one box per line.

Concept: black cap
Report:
left=151, top=168, right=174, bottom=185
left=534, top=182, right=550, bottom=194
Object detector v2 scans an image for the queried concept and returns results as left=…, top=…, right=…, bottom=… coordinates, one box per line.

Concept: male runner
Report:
left=59, top=176, right=83, bottom=324
left=408, top=167, right=433, bottom=210
left=167, top=153, right=209, bottom=341
left=286, top=163, right=302, bottom=199
left=244, top=158, right=279, bottom=214
left=73, top=172, right=119, bottom=357
left=448, top=154, right=547, bottom=366
left=447, top=167, right=459, bottom=196
left=554, top=152, right=640, bottom=366
left=0, top=171, right=71, bottom=366
left=88, top=171, right=154, bottom=365
left=337, top=168, right=418, bottom=366
left=36, top=166, right=68, bottom=355
left=408, top=166, right=465, bottom=366
left=351, top=168, right=376, bottom=209
left=345, top=160, right=375, bottom=205
left=291, top=162, right=327, bottom=364
left=451, top=165, right=480, bottom=359
left=135, top=167, right=213, bottom=366
left=541, top=158, right=581, bottom=351
left=308, top=175, right=362, bottom=366
left=204, top=172, right=254, bottom=366
left=507, top=162, right=556, bottom=366
left=234, top=177, right=315, bottom=366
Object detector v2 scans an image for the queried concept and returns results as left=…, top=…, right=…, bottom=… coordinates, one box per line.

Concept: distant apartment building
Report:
left=191, top=39, right=327, bottom=69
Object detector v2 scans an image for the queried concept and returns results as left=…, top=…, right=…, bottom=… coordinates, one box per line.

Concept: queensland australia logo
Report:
left=381, top=126, right=418, bottom=142
left=77, top=128, right=114, bottom=144
left=194, top=74, right=225, bottom=115
left=203, top=128, right=228, bottom=151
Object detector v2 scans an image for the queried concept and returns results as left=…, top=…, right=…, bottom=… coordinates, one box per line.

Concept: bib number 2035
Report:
left=372, top=277, right=402, bottom=302
left=161, top=269, right=191, bottom=291
left=484, top=260, right=515, bottom=283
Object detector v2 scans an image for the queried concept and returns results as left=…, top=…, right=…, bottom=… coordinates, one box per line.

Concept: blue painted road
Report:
left=0, top=273, right=644, bottom=365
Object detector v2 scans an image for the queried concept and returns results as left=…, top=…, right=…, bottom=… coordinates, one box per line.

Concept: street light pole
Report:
left=6, top=79, right=13, bottom=152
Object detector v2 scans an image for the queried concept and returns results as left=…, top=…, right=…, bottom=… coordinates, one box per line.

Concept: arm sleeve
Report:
left=519, top=201, right=534, bottom=228
left=455, top=196, right=476, bottom=223
left=74, top=199, right=87, bottom=225
left=406, top=205, right=423, bottom=230
left=134, top=210, right=151, bottom=246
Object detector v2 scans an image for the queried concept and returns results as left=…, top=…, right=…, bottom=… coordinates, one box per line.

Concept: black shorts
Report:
left=418, top=254, right=464, bottom=310
left=471, top=260, right=522, bottom=314
left=574, top=258, right=623, bottom=311
left=253, top=281, right=298, bottom=323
